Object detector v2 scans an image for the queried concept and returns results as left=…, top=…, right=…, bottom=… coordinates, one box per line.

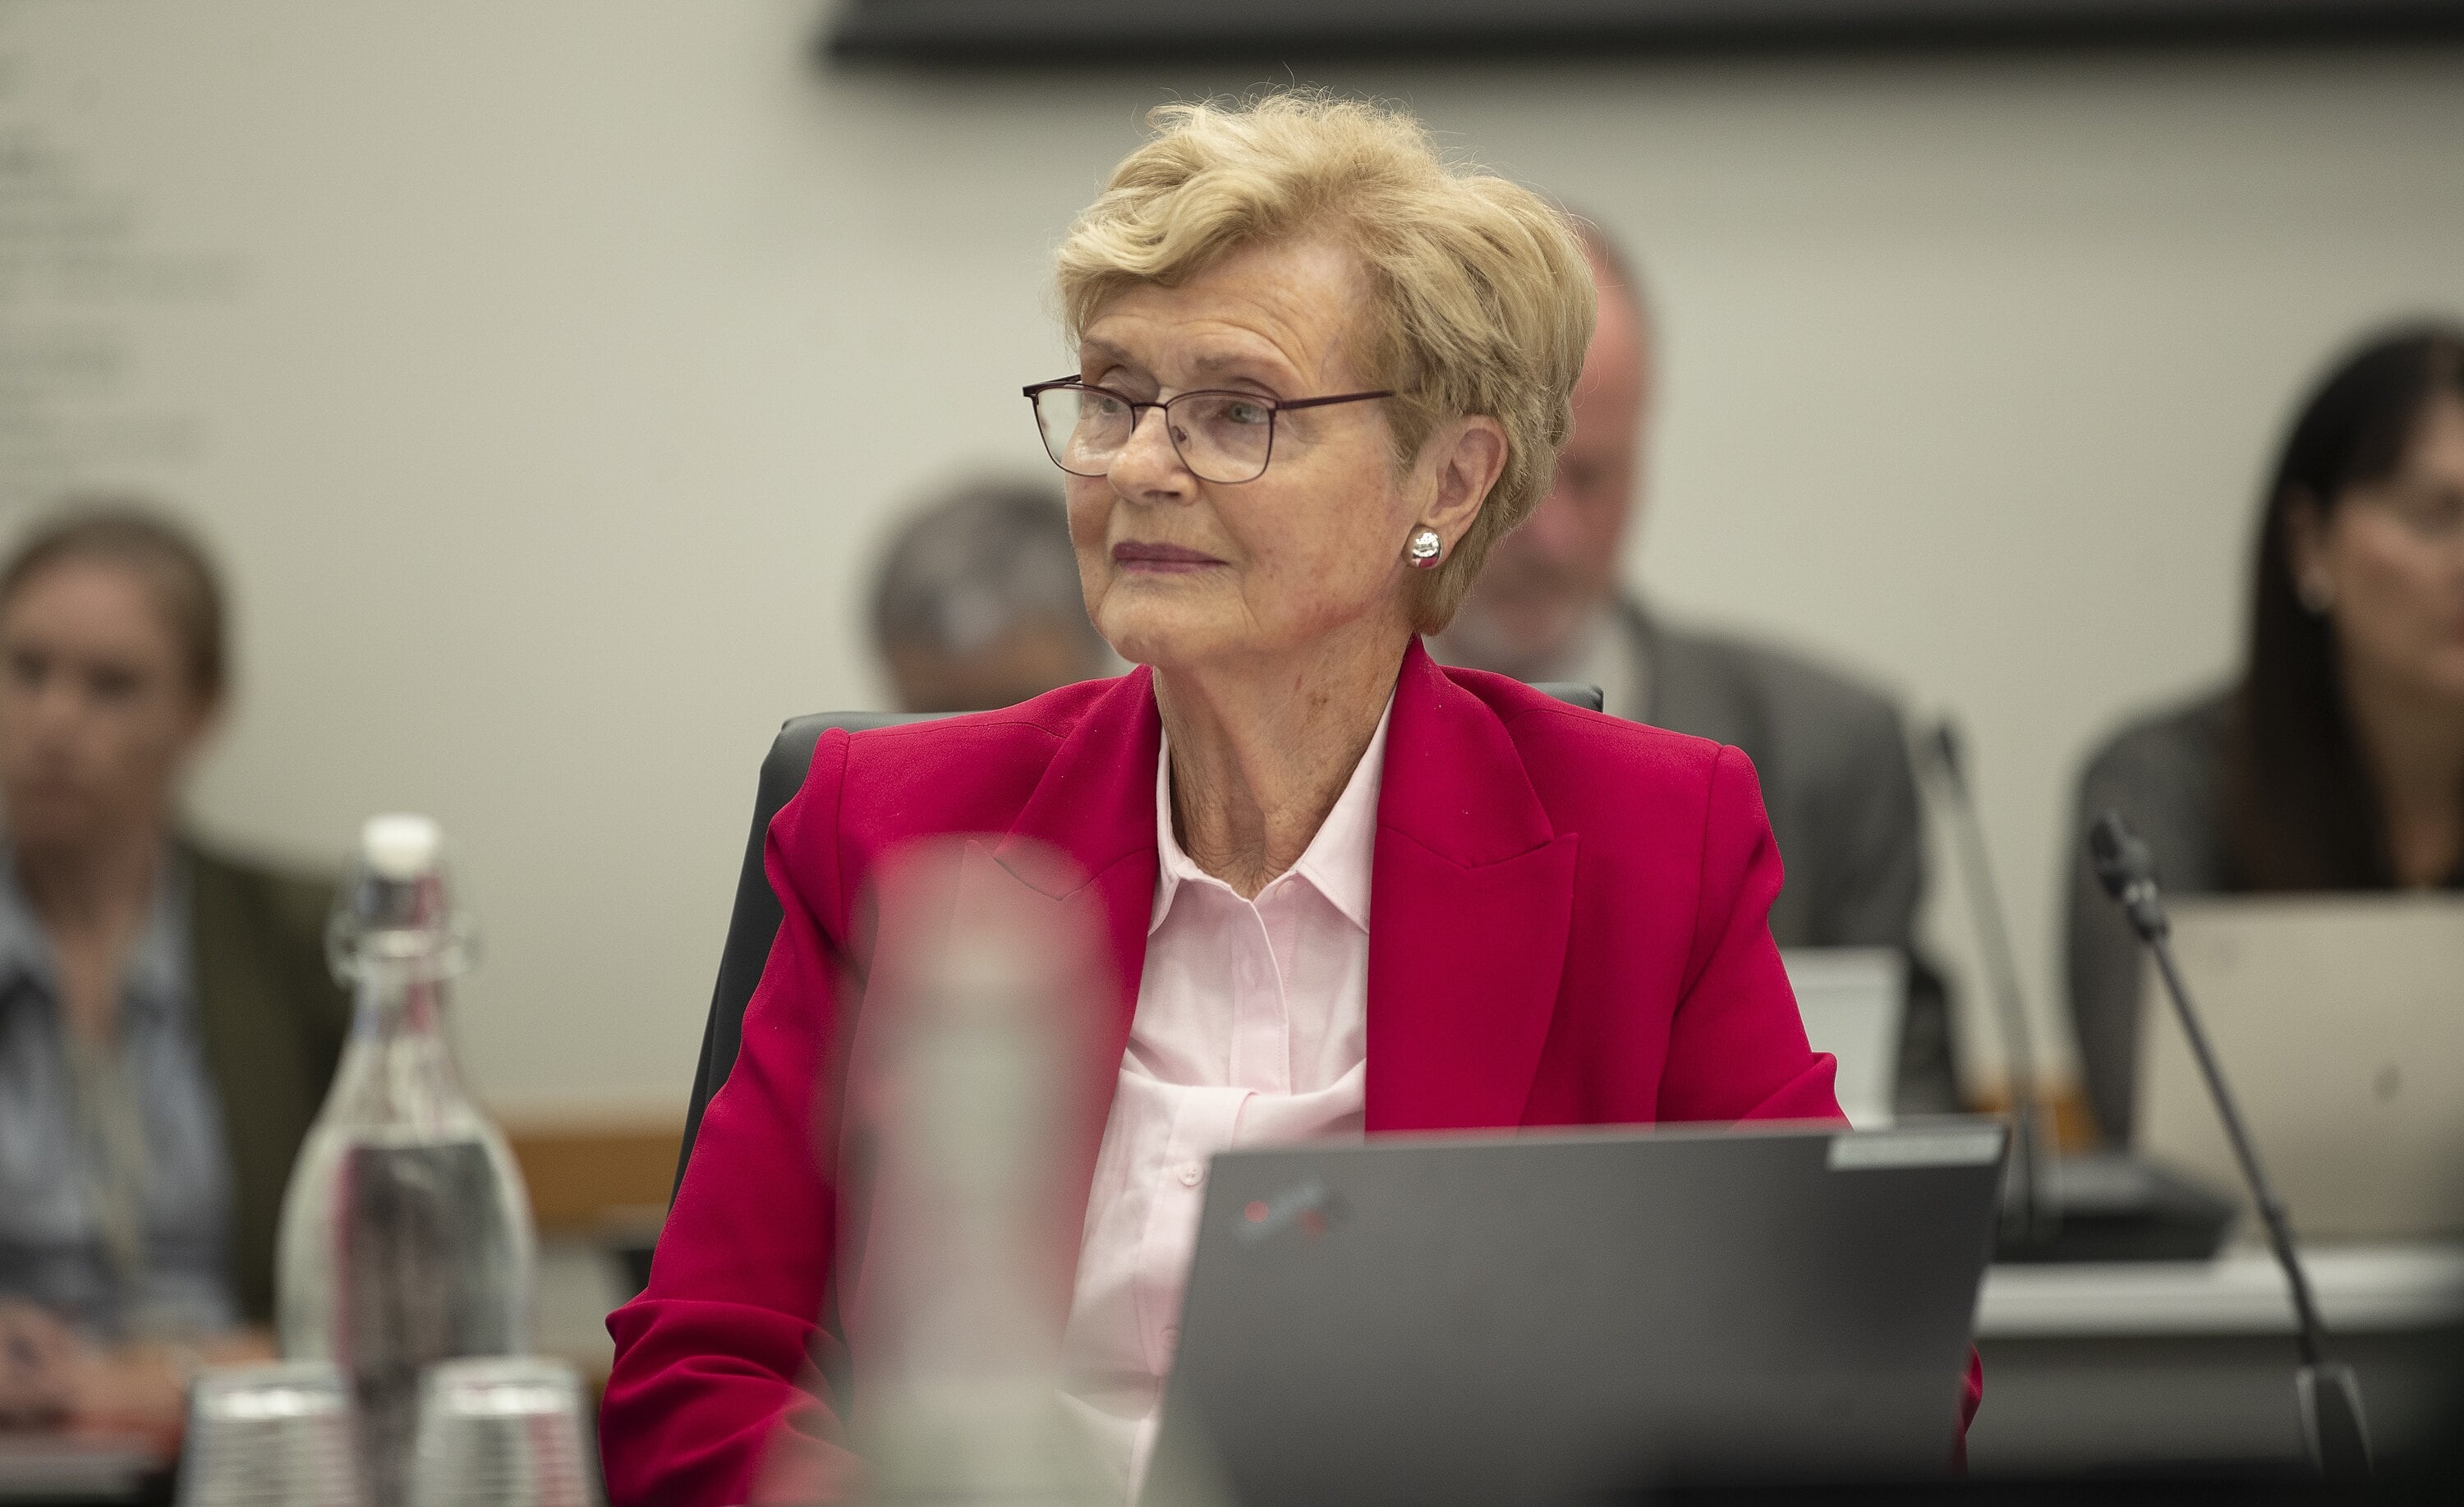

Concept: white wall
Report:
left=3, top=1, right=2459, bottom=1114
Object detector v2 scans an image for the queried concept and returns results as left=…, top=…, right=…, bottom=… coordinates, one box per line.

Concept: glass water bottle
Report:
left=274, top=814, right=536, bottom=1507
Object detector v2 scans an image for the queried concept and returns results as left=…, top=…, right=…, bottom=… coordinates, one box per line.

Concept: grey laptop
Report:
left=2139, top=894, right=2464, bottom=1240
left=1147, top=1121, right=2005, bottom=1505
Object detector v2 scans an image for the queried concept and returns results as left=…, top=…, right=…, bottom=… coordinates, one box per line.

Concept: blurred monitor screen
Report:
left=1784, top=946, right=1906, bottom=1130
left=2137, top=894, right=2464, bottom=1241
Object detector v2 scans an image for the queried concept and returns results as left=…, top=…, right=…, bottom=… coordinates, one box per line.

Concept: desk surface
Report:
left=0, top=1433, right=163, bottom=1504
left=1977, top=1242, right=2464, bottom=1338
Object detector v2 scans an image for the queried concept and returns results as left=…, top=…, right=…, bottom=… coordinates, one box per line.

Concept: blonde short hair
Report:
left=1054, top=92, right=1595, bottom=632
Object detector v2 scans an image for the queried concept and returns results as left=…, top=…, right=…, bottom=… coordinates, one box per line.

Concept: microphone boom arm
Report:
left=1924, top=720, right=2055, bottom=1245
left=2087, top=811, right=2371, bottom=1479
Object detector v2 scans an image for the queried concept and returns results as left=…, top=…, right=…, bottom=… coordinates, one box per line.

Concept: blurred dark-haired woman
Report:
left=2066, top=324, right=2464, bottom=1145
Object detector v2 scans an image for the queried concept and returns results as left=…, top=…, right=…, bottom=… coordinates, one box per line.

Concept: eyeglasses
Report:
left=1023, top=377, right=1393, bottom=485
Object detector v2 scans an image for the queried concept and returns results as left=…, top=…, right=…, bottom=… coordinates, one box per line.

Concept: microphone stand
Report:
left=2088, top=812, right=2372, bottom=1482
left=1924, top=720, right=2057, bottom=1248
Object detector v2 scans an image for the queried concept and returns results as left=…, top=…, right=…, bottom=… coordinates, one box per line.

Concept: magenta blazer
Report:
left=604, top=641, right=1973, bottom=1505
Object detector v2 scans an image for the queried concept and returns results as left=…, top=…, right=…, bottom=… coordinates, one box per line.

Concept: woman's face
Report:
left=1064, top=237, right=1492, bottom=674
left=2295, top=395, right=2464, bottom=707
left=0, top=560, right=214, bottom=857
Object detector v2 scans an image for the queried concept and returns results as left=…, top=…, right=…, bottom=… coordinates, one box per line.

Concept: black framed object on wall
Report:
left=824, top=0, right=2464, bottom=64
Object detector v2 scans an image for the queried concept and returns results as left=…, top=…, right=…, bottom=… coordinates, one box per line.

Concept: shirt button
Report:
left=1177, top=1162, right=1204, bottom=1188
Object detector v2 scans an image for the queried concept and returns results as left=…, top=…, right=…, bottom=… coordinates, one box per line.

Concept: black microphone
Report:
left=2087, top=811, right=2372, bottom=1481
left=1922, top=719, right=2056, bottom=1248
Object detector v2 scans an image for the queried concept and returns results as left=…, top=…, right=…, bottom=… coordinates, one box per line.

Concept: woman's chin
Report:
left=1096, top=609, right=1223, bottom=672
left=1105, top=631, right=1185, bottom=671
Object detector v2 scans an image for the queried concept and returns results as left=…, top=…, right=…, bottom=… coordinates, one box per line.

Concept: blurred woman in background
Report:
left=0, top=505, right=344, bottom=1441
left=2067, top=325, right=2464, bottom=1144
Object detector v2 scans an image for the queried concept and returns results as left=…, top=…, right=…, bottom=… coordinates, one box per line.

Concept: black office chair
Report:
left=671, top=682, right=1604, bottom=1192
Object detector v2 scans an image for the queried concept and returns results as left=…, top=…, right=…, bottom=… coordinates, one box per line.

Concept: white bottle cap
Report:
left=361, top=814, right=443, bottom=881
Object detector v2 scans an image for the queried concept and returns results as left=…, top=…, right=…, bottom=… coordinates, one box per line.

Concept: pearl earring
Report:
left=1405, top=526, right=1443, bottom=570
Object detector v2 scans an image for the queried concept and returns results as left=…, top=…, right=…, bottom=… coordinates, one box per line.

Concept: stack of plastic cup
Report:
left=178, top=1362, right=364, bottom=1507
left=407, top=1357, right=602, bottom=1507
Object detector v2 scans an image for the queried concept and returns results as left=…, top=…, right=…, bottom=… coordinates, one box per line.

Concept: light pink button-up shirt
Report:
left=1057, top=699, right=1392, bottom=1499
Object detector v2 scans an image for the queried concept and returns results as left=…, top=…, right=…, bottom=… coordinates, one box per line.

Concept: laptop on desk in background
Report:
left=1146, top=1121, right=2004, bottom=1507
left=2138, top=894, right=2464, bottom=1242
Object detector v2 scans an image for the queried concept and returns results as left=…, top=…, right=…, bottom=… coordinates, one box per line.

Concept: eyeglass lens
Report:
left=1034, top=388, right=1277, bottom=484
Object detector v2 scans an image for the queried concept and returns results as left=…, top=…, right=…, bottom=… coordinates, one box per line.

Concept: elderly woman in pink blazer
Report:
left=604, top=93, right=1965, bottom=1506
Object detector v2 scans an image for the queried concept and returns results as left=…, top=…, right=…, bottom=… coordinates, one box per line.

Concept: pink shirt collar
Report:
left=1150, top=692, right=1395, bottom=936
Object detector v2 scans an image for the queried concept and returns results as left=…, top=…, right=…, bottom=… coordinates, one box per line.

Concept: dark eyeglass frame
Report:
left=1022, top=376, right=1395, bottom=485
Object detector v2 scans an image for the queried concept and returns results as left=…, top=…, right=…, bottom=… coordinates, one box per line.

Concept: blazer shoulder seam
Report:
left=850, top=711, right=1075, bottom=745
left=1494, top=697, right=1726, bottom=764
left=1680, top=743, right=1735, bottom=991
left=822, top=726, right=854, bottom=932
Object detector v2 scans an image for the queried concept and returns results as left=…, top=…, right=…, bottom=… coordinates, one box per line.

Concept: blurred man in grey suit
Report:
left=872, top=478, right=1117, bottom=714
left=1432, top=222, right=1958, bottom=1113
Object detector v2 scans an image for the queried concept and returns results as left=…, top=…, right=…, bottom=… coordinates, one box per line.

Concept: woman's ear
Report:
left=1420, top=415, right=1510, bottom=549
left=2282, top=487, right=2335, bottom=613
left=174, top=687, right=225, bottom=774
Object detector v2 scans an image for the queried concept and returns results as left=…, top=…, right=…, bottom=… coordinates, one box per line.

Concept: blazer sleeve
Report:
left=601, top=731, right=860, bottom=1507
left=1656, top=743, right=1844, bottom=1124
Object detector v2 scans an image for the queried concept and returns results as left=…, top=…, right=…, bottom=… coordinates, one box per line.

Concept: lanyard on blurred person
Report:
left=59, top=1015, right=157, bottom=1330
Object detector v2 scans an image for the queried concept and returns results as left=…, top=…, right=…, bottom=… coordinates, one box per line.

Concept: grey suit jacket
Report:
left=2062, top=690, right=2237, bottom=1146
left=1623, top=603, right=1957, bottom=1113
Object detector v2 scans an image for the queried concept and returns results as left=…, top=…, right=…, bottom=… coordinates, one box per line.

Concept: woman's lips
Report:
left=1113, top=541, right=1225, bottom=574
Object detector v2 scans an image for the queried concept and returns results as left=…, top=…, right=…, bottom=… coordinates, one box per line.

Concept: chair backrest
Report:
left=671, top=683, right=1602, bottom=1192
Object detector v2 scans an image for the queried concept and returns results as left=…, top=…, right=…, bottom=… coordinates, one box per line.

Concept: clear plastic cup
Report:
left=407, top=1357, right=601, bottom=1507
left=178, top=1361, right=364, bottom=1507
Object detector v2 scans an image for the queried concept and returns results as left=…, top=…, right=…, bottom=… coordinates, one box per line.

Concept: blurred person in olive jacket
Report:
left=0, top=503, right=345, bottom=1443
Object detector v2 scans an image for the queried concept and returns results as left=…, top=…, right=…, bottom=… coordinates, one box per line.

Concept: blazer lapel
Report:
left=984, top=671, right=1163, bottom=1253
left=1366, top=642, right=1579, bottom=1132
left=932, top=651, right=1578, bottom=1203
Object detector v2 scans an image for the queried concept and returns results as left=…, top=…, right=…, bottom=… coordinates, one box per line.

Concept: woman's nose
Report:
left=1109, top=406, right=1193, bottom=501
